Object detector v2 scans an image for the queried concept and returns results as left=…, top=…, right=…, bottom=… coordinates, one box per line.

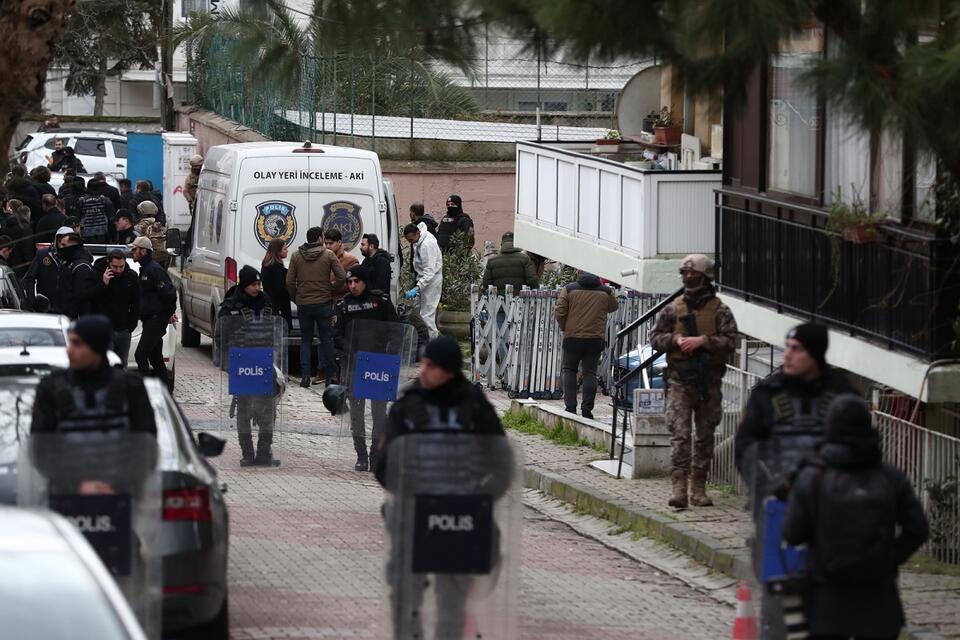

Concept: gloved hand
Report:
left=405, top=287, right=420, bottom=299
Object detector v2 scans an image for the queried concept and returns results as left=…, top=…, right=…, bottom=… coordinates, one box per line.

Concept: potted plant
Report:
left=593, top=129, right=623, bottom=153
left=825, top=187, right=884, bottom=244
left=438, top=232, right=484, bottom=339
left=642, top=110, right=659, bottom=134
left=653, top=107, right=682, bottom=146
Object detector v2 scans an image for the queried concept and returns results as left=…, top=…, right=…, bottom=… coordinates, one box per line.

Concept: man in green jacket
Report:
left=480, top=232, right=539, bottom=292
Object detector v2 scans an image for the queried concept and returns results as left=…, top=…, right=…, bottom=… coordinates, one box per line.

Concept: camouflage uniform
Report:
left=650, top=254, right=738, bottom=507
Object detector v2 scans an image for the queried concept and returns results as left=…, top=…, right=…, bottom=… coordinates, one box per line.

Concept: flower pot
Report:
left=437, top=310, right=471, bottom=339
left=654, top=125, right=682, bottom=146
left=641, top=117, right=656, bottom=134
left=842, top=223, right=879, bottom=244
left=593, top=138, right=621, bottom=153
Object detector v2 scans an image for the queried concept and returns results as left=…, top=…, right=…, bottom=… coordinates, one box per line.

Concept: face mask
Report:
left=682, top=272, right=705, bottom=292
left=447, top=205, right=461, bottom=217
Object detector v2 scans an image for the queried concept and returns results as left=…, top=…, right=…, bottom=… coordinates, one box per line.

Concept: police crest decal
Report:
left=254, top=200, right=297, bottom=249
left=321, top=201, right=363, bottom=251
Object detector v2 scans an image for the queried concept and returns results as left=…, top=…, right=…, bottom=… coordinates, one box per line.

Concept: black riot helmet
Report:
left=322, top=384, right=349, bottom=416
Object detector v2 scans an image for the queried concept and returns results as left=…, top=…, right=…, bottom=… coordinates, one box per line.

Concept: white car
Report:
left=0, top=507, right=148, bottom=640
left=0, top=307, right=175, bottom=387
left=12, top=129, right=127, bottom=178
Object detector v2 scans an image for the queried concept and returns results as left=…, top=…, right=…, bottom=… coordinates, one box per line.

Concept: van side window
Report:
left=194, top=189, right=212, bottom=250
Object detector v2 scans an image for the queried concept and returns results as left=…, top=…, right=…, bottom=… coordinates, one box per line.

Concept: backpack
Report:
left=814, top=465, right=898, bottom=584
left=135, top=217, right=168, bottom=266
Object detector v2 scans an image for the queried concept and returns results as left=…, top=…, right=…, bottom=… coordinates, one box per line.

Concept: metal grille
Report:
left=185, top=30, right=654, bottom=160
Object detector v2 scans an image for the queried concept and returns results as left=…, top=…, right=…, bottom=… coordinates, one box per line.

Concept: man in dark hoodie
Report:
left=286, top=226, right=345, bottom=388
left=480, top=231, right=539, bottom=291
left=555, top=271, right=618, bottom=420
left=359, top=233, right=392, bottom=294
left=34, top=194, right=67, bottom=241
left=650, top=254, right=739, bottom=508
left=435, top=194, right=474, bottom=252
left=782, top=395, right=928, bottom=640
left=5, top=164, right=43, bottom=220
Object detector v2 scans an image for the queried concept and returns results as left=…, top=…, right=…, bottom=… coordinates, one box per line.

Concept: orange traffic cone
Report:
left=732, top=580, right=759, bottom=640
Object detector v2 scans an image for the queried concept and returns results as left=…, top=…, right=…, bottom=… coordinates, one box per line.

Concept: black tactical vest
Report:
left=52, top=370, right=131, bottom=432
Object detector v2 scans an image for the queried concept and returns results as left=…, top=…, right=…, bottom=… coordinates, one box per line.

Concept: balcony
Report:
left=716, top=190, right=960, bottom=400
left=514, top=141, right=722, bottom=293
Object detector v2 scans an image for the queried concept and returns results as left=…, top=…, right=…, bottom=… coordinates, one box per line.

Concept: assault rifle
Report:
left=679, top=313, right=711, bottom=401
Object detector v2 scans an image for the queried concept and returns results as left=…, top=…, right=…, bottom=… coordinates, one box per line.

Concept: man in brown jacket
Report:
left=287, top=226, right=346, bottom=388
left=325, top=228, right=358, bottom=301
left=555, top=272, right=618, bottom=419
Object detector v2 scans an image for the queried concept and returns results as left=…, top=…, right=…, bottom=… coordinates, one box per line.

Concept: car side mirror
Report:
left=165, top=228, right=182, bottom=255
left=197, top=432, right=226, bottom=457
left=33, top=293, right=50, bottom=313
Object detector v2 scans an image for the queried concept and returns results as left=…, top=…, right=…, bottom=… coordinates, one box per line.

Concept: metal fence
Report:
left=469, top=285, right=662, bottom=398
left=185, top=26, right=654, bottom=160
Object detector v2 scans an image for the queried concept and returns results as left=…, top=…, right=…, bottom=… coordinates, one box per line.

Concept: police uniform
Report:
left=218, top=267, right=280, bottom=465
left=650, top=254, right=738, bottom=508
left=334, top=265, right=399, bottom=470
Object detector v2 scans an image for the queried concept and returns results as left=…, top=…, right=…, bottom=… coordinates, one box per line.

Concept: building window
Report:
left=767, top=25, right=824, bottom=199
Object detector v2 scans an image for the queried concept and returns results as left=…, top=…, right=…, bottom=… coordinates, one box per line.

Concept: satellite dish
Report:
left=616, top=66, right=662, bottom=140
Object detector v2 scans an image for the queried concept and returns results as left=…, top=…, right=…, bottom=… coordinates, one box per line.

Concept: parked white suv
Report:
left=12, top=129, right=127, bottom=177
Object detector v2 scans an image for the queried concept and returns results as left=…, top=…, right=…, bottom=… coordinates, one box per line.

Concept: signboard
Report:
left=412, top=494, right=494, bottom=574
left=352, top=351, right=402, bottom=401
left=50, top=494, right=132, bottom=576
left=634, top=389, right=665, bottom=415
left=228, top=347, right=274, bottom=396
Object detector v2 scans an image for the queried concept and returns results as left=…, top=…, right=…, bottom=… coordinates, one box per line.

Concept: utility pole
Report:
left=160, top=0, right=175, bottom=130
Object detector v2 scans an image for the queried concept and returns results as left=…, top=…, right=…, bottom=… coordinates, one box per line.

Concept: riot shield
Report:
left=338, top=319, right=417, bottom=471
left=18, top=432, right=161, bottom=639
left=384, top=433, right=521, bottom=640
left=215, top=314, right=288, bottom=467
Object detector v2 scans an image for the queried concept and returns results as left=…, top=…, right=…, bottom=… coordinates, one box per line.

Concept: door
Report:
left=109, top=140, right=128, bottom=178
left=73, top=137, right=110, bottom=174
left=183, top=173, right=229, bottom=334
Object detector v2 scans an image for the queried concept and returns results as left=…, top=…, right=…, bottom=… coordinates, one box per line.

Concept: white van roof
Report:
left=203, top=142, right=380, bottom=176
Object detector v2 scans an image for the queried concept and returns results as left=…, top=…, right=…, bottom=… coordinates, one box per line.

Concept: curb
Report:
left=521, top=464, right=945, bottom=640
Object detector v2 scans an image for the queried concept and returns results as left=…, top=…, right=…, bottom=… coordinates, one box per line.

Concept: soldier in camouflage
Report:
left=650, top=254, right=738, bottom=508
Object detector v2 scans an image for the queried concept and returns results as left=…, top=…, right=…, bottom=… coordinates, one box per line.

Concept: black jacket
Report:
left=2, top=216, right=36, bottom=278
left=75, top=193, right=115, bottom=240
left=55, top=244, right=97, bottom=319
left=375, top=373, right=507, bottom=487
left=136, top=253, right=177, bottom=319
left=734, top=367, right=858, bottom=478
left=87, top=179, right=121, bottom=211
left=333, top=288, right=398, bottom=352
left=260, top=261, right=291, bottom=328
left=782, top=437, right=928, bottom=637
left=130, top=192, right=166, bottom=226
left=21, top=246, right=60, bottom=305
left=92, top=258, right=140, bottom=331
left=5, top=176, right=43, bottom=220
left=436, top=210, right=475, bottom=251
left=31, top=179, right=57, bottom=198
left=361, top=249, right=392, bottom=294
left=33, top=208, right=68, bottom=244
left=218, top=285, right=275, bottom=319
left=49, top=151, right=86, bottom=174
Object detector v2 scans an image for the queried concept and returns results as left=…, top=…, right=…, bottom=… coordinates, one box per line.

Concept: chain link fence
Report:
left=185, top=29, right=653, bottom=160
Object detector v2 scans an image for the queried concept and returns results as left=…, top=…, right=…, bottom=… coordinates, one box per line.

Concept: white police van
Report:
left=178, top=141, right=400, bottom=346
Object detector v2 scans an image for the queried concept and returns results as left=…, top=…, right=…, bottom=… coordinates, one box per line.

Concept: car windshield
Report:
left=0, top=328, right=65, bottom=347
left=0, top=550, right=131, bottom=640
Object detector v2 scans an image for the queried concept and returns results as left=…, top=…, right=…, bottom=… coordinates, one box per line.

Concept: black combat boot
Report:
left=238, top=432, right=255, bottom=467
left=354, top=437, right=368, bottom=472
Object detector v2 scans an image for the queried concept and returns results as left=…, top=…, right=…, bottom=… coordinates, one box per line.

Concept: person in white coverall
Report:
left=403, top=222, right=443, bottom=339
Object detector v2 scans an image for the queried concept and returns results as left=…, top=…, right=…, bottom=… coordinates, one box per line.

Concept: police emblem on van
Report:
left=254, top=200, right=297, bottom=249
left=321, top=201, right=362, bottom=251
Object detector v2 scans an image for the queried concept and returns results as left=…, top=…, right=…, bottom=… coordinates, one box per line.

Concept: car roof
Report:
left=0, top=507, right=73, bottom=553
left=32, top=129, right=127, bottom=139
left=0, top=313, right=69, bottom=331
left=204, top=141, right=379, bottom=175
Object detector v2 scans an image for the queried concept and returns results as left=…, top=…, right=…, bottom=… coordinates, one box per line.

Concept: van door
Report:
left=182, top=171, right=230, bottom=334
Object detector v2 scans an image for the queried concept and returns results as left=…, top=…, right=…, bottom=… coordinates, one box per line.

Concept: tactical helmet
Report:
left=322, top=384, right=349, bottom=416
left=189, top=154, right=204, bottom=167
left=678, top=254, right=715, bottom=281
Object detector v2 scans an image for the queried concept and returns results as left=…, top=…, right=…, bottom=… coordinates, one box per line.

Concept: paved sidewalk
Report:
left=486, top=390, right=960, bottom=639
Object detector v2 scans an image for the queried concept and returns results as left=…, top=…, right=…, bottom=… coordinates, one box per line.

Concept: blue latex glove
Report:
left=404, top=287, right=420, bottom=299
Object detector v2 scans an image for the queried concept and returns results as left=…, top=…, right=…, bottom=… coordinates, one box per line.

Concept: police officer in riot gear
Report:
left=734, top=322, right=858, bottom=639
left=32, top=314, right=157, bottom=437
left=333, top=264, right=399, bottom=471
left=219, top=265, right=280, bottom=466
left=375, top=336, right=512, bottom=639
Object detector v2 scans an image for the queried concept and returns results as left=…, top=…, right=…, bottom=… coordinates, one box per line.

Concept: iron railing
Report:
left=715, top=191, right=960, bottom=359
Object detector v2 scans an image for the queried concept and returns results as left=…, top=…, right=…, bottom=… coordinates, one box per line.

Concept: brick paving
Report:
left=175, top=341, right=737, bottom=639
left=485, top=390, right=960, bottom=639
